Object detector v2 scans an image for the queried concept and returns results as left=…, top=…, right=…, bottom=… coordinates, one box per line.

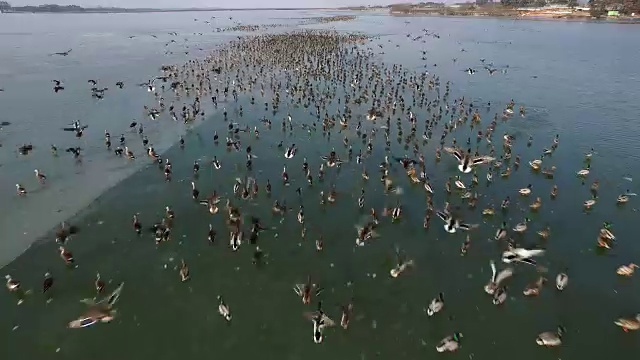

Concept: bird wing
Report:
left=516, top=248, right=545, bottom=258
left=436, top=211, right=449, bottom=222
left=293, top=284, right=305, bottom=297
left=516, top=257, right=538, bottom=266
left=458, top=222, right=477, bottom=231
left=472, top=156, right=495, bottom=165
left=321, top=314, right=336, bottom=327
left=443, top=147, right=463, bottom=162
left=100, top=282, right=123, bottom=307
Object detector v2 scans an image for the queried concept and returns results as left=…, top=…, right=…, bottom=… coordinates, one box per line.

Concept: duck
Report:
left=584, top=148, right=595, bottom=159
left=523, top=276, right=546, bottom=296
left=617, top=193, right=631, bottom=204
left=69, top=283, right=123, bottom=328
left=583, top=195, right=597, bottom=210
left=598, top=227, right=615, bottom=249
left=16, top=183, right=27, bottom=196
left=304, top=302, right=335, bottom=344
left=537, top=225, right=551, bottom=240
left=519, top=184, right=532, bottom=196
left=294, top=276, right=322, bottom=305
left=207, top=224, right=216, bottom=244
left=423, top=179, right=433, bottom=194
left=541, top=166, right=556, bottom=178
left=34, top=169, right=47, bottom=184
left=229, top=230, right=242, bottom=251
left=616, top=263, right=638, bottom=276
left=179, top=259, right=190, bottom=282
left=390, top=258, right=414, bottom=278
left=191, top=181, right=199, bottom=200
left=54, top=222, right=79, bottom=244
left=512, top=218, right=530, bottom=233
left=436, top=332, right=463, bottom=352
left=536, top=326, right=565, bottom=347
left=95, top=273, right=105, bottom=294
left=217, top=295, right=232, bottom=322
left=615, top=314, right=640, bottom=332
left=165, top=206, right=175, bottom=219
left=199, top=194, right=220, bottom=214
left=442, top=147, right=494, bottom=173
left=426, top=292, right=444, bottom=316
left=282, top=166, right=290, bottom=186
left=355, top=222, right=378, bottom=246
left=529, top=197, right=542, bottom=211
left=5, top=274, right=20, bottom=292
left=484, top=260, right=514, bottom=295
left=494, top=222, right=508, bottom=241
left=454, top=176, right=466, bottom=190
left=340, top=301, right=353, bottom=329
left=407, top=168, right=421, bottom=184
left=492, top=286, right=508, bottom=305
left=321, top=150, right=344, bottom=167
left=529, top=158, right=542, bottom=171
left=390, top=202, right=402, bottom=222
left=284, top=143, right=297, bottom=159
left=555, top=270, right=568, bottom=291
left=482, top=207, right=495, bottom=216
left=212, top=156, right=221, bottom=170
left=327, top=186, right=337, bottom=203
left=59, top=246, right=75, bottom=266
left=502, top=247, right=545, bottom=266
left=124, top=146, right=135, bottom=159
left=436, top=210, right=475, bottom=234
left=43, top=272, right=54, bottom=298
left=577, top=165, right=590, bottom=177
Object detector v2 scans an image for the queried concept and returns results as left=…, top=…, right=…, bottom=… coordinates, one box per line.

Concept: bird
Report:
left=50, top=49, right=72, bottom=56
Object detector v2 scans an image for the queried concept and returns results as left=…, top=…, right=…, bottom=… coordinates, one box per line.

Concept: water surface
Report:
left=1, top=10, right=640, bottom=360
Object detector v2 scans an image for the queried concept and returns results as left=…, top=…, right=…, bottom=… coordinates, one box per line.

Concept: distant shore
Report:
left=387, top=5, right=640, bottom=24
left=0, top=6, right=332, bottom=14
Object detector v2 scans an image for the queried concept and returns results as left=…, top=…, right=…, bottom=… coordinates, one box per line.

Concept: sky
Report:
left=7, top=0, right=398, bottom=8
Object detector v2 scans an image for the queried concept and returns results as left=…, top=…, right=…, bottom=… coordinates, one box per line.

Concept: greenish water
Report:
left=2, top=10, right=640, bottom=360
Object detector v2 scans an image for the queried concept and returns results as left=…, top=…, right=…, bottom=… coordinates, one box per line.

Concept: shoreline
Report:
left=388, top=11, right=640, bottom=24
left=1, top=7, right=335, bottom=14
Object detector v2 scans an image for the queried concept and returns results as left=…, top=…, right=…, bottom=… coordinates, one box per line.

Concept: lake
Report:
left=1, top=9, right=639, bottom=360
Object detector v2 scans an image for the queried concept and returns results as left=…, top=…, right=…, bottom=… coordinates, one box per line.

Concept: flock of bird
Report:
left=2, top=14, right=639, bottom=355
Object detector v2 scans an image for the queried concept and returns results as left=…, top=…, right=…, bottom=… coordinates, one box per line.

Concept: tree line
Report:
left=500, top=0, right=639, bottom=14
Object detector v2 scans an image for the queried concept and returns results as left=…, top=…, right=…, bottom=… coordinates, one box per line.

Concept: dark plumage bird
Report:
left=43, top=272, right=53, bottom=295
left=18, top=144, right=34, bottom=155
left=50, top=49, right=72, bottom=56
left=65, top=147, right=82, bottom=157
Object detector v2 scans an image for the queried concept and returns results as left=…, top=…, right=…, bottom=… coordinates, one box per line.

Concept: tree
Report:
left=588, top=0, right=607, bottom=17
left=567, top=0, right=578, bottom=7
left=622, top=0, right=640, bottom=13
left=0, top=1, right=11, bottom=11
